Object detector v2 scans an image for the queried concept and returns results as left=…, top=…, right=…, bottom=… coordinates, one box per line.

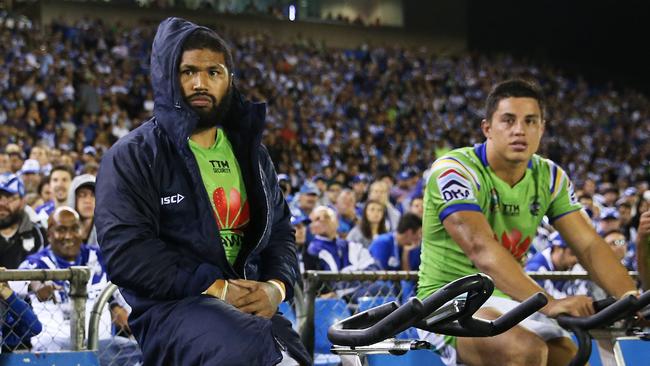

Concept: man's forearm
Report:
left=444, top=212, right=550, bottom=303
left=472, top=243, right=549, bottom=303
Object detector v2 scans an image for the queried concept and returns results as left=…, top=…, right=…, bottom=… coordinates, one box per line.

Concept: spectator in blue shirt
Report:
left=369, top=213, right=422, bottom=271
left=1, top=267, right=42, bottom=352
left=525, top=232, right=578, bottom=299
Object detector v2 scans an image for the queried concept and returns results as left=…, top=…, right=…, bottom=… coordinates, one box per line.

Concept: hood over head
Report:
left=150, top=17, right=264, bottom=146
left=67, top=174, right=96, bottom=208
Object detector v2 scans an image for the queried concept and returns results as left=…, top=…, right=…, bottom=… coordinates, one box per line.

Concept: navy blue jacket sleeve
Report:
left=95, top=136, right=224, bottom=300
left=3, top=292, right=42, bottom=348
left=257, top=146, right=300, bottom=301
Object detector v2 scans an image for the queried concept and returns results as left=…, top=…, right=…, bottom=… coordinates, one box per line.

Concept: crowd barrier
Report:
left=0, top=268, right=643, bottom=366
left=298, top=270, right=641, bottom=366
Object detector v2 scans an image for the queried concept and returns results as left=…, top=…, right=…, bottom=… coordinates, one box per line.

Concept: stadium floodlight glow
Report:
left=289, top=5, right=296, bottom=21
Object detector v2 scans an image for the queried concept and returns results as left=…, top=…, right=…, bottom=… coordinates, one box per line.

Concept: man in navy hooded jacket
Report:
left=95, top=17, right=310, bottom=366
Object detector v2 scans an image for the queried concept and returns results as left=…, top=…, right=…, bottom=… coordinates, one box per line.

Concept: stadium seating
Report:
left=314, top=298, right=351, bottom=366
left=0, top=351, right=100, bottom=365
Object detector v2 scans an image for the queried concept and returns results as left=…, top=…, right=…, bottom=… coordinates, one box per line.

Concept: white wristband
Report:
left=621, top=289, right=640, bottom=299
left=267, top=280, right=286, bottom=301
left=219, top=280, right=229, bottom=300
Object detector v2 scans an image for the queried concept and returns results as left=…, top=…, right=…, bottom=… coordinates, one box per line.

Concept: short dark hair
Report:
left=49, top=164, right=74, bottom=182
left=396, top=212, right=422, bottom=234
left=485, top=79, right=545, bottom=122
left=618, top=202, right=632, bottom=209
left=602, top=229, right=625, bottom=238
left=578, top=193, right=592, bottom=200
left=182, top=28, right=234, bottom=76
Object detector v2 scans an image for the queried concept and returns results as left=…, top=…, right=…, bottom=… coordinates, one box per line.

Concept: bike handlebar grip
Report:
left=592, top=297, right=616, bottom=313
left=328, top=297, right=424, bottom=347
left=333, top=301, right=399, bottom=331
left=490, top=293, right=548, bottom=334
left=557, top=294, right=637, bottom=329
left=635, top=290, right=650, bottom=311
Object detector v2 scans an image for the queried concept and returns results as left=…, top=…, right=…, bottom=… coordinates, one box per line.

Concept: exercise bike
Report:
left=328, top=272, right=650, bottom=366
left=327, top=273, right=547, bottom=366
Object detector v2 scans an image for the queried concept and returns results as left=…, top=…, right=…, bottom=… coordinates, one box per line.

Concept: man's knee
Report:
left=143, top=296, right=281, bottom=365
left=457, top=308, right=549, bottom=366
left=547, top=336, right=578, bottom=366
left=502, top=333, right=548, bottom=366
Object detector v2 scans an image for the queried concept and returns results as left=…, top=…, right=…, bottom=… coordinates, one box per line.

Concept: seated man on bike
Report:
left=418, top=79, right=639, bottom=366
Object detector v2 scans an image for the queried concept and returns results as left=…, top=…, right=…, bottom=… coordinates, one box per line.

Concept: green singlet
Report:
left=189, top=129, right=249, bottom=265
left=418, top=142, right=582, bottom=300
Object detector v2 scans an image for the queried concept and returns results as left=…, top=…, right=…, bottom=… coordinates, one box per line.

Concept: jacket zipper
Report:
left=244, top=161, right=270, bottom=280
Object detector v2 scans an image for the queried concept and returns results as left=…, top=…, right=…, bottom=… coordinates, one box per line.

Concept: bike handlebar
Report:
left=557, top=294, right=638, bottom=330
left=421, top=292, right=548, bottom=337
left=327, top=297, right=424, bottom=347
left=557, top=290, right=650, bottom=366
left=328, top=273, right=546, bottom=346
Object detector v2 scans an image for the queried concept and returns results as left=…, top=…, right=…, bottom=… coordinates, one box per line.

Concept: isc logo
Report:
left=161, top=194, right=185, bottom=205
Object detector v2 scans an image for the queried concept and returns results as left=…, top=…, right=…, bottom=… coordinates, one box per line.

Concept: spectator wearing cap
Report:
left=80, top=146, right=98, bottom=174
left=18, top=159, right=42, bottom=195
left=67, top=174, right=97, bottom=246
left=5, top=144, right=24, bottom=174
left=0, top=174, right=47, bottom=269
left=598, top=207, right=621, bottom=235
left=290, top=215, right=316, bottom=273
left=525, top=232, right=578, bottom=299
left=34, top=165, right=74, bottom=220
left=290, top=183, right=320, bottom=218
left=391, top=170, right=415, bottom=209
left=312, top=175, right=328, bottom=204
left=350, top=174, right=369, bottom=204
left=394, top=169, right=420, bottom=214
left=620, top=187, right=639, bottom=208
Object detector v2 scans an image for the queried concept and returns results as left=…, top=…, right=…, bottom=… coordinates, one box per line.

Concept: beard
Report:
left=0, top=208, right=22, bottom=229
left=190, top=87, right=233, bottom=132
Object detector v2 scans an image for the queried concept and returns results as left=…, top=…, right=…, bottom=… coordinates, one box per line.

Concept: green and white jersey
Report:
left=189, top=129, right=250, bottom=266
left=417, top=142, right=582, bottom=299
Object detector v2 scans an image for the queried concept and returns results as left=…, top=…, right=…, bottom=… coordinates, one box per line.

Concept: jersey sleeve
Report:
left=426, top=157, right=482, bottom=223
left=545, top=164, right=582, bottom=222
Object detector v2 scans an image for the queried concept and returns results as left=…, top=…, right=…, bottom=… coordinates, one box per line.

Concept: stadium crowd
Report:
left=0, top=12, right=649, bottom=359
